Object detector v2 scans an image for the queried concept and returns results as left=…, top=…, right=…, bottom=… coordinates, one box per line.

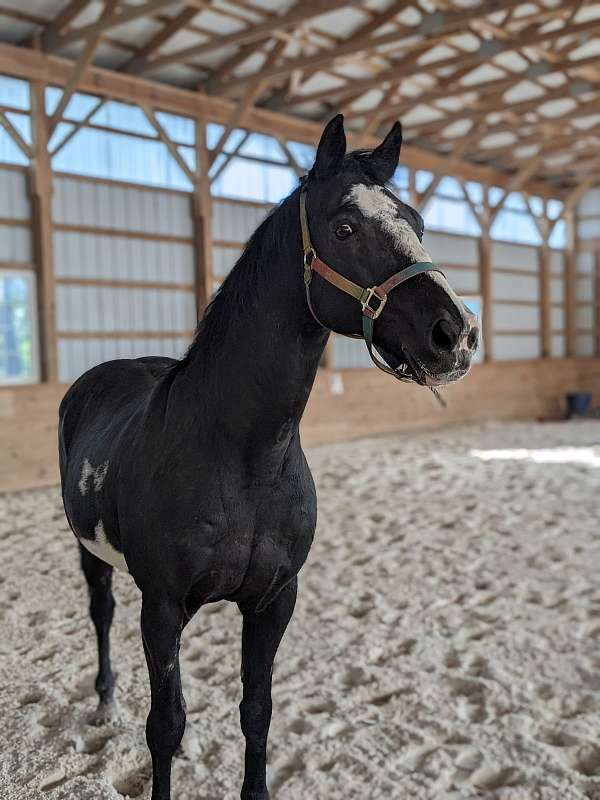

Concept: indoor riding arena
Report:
left=1, top=3, right=600, bottom=799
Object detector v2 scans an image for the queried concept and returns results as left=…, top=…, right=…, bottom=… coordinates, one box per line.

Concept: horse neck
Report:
left=177, top=190, right=329, bottom=453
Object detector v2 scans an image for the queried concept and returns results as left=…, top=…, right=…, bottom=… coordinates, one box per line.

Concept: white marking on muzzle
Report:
left=346, top=184, right=465, bottom=319
left=79, top=520, right=129, bottom=573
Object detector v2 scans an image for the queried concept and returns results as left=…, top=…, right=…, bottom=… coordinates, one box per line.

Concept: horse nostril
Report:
left=431, top=318, right=458, bottom=353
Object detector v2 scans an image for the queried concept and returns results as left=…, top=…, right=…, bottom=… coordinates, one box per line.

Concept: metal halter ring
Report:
left=360, top=287, right=387, bottom=320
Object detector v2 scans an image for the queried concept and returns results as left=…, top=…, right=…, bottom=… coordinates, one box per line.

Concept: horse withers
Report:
left=59, top=115, right=478, bottom=800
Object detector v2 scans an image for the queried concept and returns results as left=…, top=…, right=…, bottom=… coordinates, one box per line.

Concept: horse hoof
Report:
left=90, top=698, right=120, bottom=726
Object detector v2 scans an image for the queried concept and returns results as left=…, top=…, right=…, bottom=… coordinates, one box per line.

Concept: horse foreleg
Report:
left=239, top=577, right=298, bottom=800
left=79, top=543, right=118, bottom=724
left=141, top=594, right=187, bottom=800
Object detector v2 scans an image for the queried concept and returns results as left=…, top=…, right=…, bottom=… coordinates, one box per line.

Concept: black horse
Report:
left=59, top=115, right=478, bottom=800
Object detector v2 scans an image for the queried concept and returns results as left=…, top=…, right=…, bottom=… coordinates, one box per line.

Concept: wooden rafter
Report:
left=140, top=102, right=198, bottom=185
left=123, top=6, right=200, bottom=74
left=0, top=109, right=33, bottom=158
left=138, top=0, right=357, bottom=75
left=43, top=0, right=176, bottom=52
left=49, top=97, right=104, bottom=156
left=48, top=0, right=120, bottom=135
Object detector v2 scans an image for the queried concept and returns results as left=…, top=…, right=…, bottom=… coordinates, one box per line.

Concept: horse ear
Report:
left=369, top=121, right=402, bottom=183
left=311, top=114, right=346, bottom=180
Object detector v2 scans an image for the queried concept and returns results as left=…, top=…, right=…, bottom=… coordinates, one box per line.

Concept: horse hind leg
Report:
left=79, top=543, right=118, bottom=724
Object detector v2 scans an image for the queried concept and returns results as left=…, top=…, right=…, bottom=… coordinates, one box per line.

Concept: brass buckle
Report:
left=303, top=248, right=315, bottom=285
left=361, top=287, right=387, bottom=319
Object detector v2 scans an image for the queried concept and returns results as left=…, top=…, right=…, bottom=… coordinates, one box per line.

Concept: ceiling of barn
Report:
left=1, top=0, right=600, bottom=189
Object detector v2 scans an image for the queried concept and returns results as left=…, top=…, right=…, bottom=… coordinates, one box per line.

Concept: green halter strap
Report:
left=299, top=186, right=445, bottom=384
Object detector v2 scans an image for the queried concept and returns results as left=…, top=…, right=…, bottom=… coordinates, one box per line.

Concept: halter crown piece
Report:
left=299, top=185, right=445, bottom=384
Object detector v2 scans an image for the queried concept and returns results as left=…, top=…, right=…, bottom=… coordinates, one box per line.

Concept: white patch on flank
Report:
left=78, top=459, right=109, bottom=495
left=79, top=520, right=129, bottom=573
left=346, top=184, right=464, bottom=311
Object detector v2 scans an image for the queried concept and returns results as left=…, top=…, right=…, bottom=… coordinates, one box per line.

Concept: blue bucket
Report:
left=566, top=392, right=592, bottom=417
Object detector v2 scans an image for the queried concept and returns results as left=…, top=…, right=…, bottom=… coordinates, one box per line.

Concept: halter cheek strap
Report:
left=299, top=186, right=445, bottom=383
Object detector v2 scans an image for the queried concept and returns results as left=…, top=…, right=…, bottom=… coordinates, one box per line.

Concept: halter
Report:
left=299, top=185, right=445, bottom=384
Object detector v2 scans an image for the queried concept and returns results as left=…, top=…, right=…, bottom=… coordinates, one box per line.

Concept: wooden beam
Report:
left=539, top=240, right=552, bottom=358
left=139, top=102, right=198, bottom=185
left=44, top=0, right=177, bottom=52
left=123, top=6, right=199, bottom=74
left=479, top=192, right=492, bottom=361
left=218, top=0, right=587, bottom=99
left=141, top=0, right=357, bottom=74
left=48, top=0, right=120, bottom=134
left=49, top=97, right=104, bottom=156
left=0, top=43, right=563, bottom=199
left=564, top=208, right=577, bottom=357
left=0, top=110, right=33, bottom=158
left=28, top=81, right=57, bottom=382
left=193, top=117, right=213, bottom=313
left=208, top=131, right=250, bottom=184
left=488, top=158, right=543, bottom=226
left=40, top=0, right=91, bottom=45
left=596, top=251, right=600, bottom=357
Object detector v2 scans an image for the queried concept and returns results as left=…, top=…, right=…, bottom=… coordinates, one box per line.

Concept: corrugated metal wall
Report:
left=0, top=164, right=32, bottom=266
left=52, top=175, right=196, bottom=382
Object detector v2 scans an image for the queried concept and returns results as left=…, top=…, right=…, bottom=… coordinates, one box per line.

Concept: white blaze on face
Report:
left=80, top=520, right=129, bottom=573
left=346, top=184, right=464, bottom=312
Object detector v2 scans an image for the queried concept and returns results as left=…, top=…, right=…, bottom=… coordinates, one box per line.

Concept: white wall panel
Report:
left=494, top=334, right=540, bottom=360
left=576, top=305, right=594, bottom=331
left=0, top=168, right=30, bottom=220
left=57, top=336, right=190, bottom=382
left=444, top=266, right=479, bottom=294
left=54, top=231, right=194, bottom=283
left=492, top=271, right=539, bottom=301
left=577, top=251, right=594, bottom=273
left=491, top=241, right=538, bottom=271
left=578, top=187, right=600, bottom=216
left=576, top=276, right=593, bottom=302
left=213, top=200, right=271, bottom=243
left=424, top=232, right=479, bottom=266
left=0, top=224, right=32, bottom=263
left=551, top=335, right=565, bottom=357
left=493, top=304, right=539, bottom=331
left=330, top=336, right=373, bottom=369
left=213, top=245, right=242, bottom=278
left=577, top=219, right=600, bottom=240
left=551, top=307, right=564, bottom=331
left=56, top=285, right=195, bottom=332
left=576, top=334, right=595, bottom=357
left=549, top=250, right=564, bottom=275
left=53, top=177, right=193, bottom=237
left=550, top=277, right=564, bottom=303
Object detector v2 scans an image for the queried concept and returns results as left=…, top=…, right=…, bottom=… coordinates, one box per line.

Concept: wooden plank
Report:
left=0, top=43, right=562, bottom=199
left=142, top=0, right=358, bottom=74
left=56, top=276, right=195, bottom=291
left=0, top=110, right=33, bottom=158
left=28, top=80, right=58, bottom=383
left=193, top=117, right=213, bottom=315
left=53, top=222, right=193, bottom=244
left=596, top=251, right=600, bottom=357
left=539, top=242, right=552, bottom=358
left=44, top=0, right=175, bottom=51
left=564, top=209, right=577, bottom=357
left=0, top=261, right=35, bottom=271
left=58, top=330, right=194, bottom=339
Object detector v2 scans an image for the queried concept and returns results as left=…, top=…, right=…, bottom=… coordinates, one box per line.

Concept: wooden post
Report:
left=29, top=81, right=57, bottom=383
left=479, top=191, right=493, bottom=361
left=564, top=209, right=577, bottom=357
left=538, top=237, right=552, bottom=359
left=193, top=116, right=213, bottom=316
left=595, top=250, right=600, bottom=357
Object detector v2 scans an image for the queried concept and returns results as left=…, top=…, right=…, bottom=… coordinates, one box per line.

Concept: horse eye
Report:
left=335, top=223, right=353, bottom=240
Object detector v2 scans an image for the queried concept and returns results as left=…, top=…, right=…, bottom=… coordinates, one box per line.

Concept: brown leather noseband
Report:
left=299, top=185, right=445, bottom=382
